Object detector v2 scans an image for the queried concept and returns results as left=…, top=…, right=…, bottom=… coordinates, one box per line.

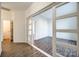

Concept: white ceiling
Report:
left=1, top=2, right=32, bottom=10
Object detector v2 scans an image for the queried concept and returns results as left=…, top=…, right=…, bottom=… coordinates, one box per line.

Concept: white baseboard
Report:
left=13, top=41, right=27, bottom=43
left=28, top=43, right=52, bottom=57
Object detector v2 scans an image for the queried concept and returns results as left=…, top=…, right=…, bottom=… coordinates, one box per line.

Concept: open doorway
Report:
left=3, top=20, right=13, bottom=44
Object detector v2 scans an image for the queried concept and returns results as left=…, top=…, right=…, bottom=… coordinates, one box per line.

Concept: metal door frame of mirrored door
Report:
left=26, top=2, right=79, bottom=57
left=31, top=7, right=57, bottom=57
left=31, top=20, right=37, bottom=45
left=26, top=2, right=64, bottom=57
left=30, top=2, right=64, bottom=57
left=55, top=2, right=79, bottom=57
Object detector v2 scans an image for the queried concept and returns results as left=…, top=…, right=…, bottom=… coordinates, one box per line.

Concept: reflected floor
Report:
left=34, top=36, right=77, bottom=57
left=34, top=37, right=52, bottom=55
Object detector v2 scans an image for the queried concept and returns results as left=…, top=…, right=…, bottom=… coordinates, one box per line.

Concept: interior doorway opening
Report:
left=3, top=20, right=13, bottom=44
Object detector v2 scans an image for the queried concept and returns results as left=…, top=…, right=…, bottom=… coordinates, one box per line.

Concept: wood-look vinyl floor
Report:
left=1, top=40, right=46, bottom=57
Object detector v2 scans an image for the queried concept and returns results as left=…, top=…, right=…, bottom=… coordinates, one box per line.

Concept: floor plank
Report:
left=1, top=41, right=46, bottom=57
left=34, top=36, right=77, bottom=57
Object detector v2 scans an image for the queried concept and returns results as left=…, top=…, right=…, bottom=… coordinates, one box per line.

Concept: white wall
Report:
left=33, top=16, right=49, bottom=40
left=13, top=10, right=26, bottom=43
left=1, top=9, right=11, bottom=21
left=48, top=19, right=52, bottom=36
left=32, top=14, right=53, bottom=39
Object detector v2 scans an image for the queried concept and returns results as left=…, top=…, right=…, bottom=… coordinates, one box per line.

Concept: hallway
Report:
left=0, top=2, right=79, bottom=57
left=1, top=41, right=46, bottom=57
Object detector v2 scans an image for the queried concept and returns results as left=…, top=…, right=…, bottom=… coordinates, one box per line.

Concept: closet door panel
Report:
left=56, top=17, right=77, bottom=29
left=56, top=3, right=77, bottom=17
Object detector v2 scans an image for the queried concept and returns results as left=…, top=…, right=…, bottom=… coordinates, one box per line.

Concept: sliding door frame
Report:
left=26, top=2, right=79, bottom=57
left=27, top=17, right=33, bottom=45
left=77, top=2, right=79, bottom=56
left=55, top=2, right=79, bottom=56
